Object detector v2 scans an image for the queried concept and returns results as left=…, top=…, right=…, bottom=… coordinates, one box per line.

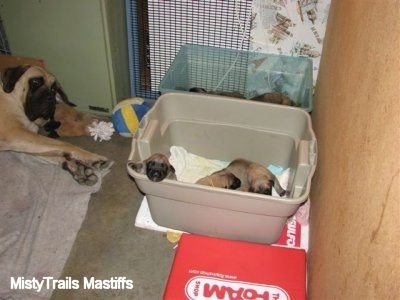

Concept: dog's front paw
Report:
left=62, top=156, right=109, bottom=186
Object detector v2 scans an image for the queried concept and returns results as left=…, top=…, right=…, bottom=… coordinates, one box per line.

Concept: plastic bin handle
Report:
left=298, top=140, right=309, bottom=165
left=298, top=139, right=317, bottom=166
left=141, top=120, right=158, bottom=141
left=137, top=119, right=159, bottom=159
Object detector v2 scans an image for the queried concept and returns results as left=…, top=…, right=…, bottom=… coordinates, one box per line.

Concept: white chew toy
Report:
left=87, top=120, right=115, bottom=142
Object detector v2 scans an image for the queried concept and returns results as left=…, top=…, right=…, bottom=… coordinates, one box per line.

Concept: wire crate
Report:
left=159, top=44, right=314, bottom=111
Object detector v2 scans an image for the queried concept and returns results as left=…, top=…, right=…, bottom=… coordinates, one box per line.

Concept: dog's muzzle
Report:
left=146, top=161, right=169, bottom=182
left=25, top=87, right=57, bottom=121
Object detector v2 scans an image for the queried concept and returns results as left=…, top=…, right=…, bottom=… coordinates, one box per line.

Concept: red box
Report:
left=164, top=234, right=306, bottom=300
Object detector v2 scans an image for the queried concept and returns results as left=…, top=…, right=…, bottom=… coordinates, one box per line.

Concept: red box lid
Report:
left=164, top=234, right=306, bottom=300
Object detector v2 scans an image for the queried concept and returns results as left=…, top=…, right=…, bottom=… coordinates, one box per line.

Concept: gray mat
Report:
left=0, top=151, right=110, bottom=299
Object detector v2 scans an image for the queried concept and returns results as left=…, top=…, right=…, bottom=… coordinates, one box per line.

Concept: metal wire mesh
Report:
left=0, top=16, right=11, bottom=55
left=158, top=44, right=252, bottom=96
left=126, top=0, right=253, bottom=100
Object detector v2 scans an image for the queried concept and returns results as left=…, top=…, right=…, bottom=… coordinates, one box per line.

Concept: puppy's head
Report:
left=196, top=171, right=241, bottom=190
left=128, top=153, right=176, bottom=182
left=249, top=179, right=274, bottom=195
left=247, top=165, right=286, bottom=196
left=1, top=65, right=75, bottom=122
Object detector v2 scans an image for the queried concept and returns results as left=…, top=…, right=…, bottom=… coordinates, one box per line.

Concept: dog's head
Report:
left=128, top=153, right=176, bottom=182
left=248, top=179, right=274, bottom=195
left=1, top=65, right=75, bottom=122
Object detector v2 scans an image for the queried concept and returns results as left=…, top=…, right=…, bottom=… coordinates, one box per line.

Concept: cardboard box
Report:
left=163, top=234, right=306, bottom=300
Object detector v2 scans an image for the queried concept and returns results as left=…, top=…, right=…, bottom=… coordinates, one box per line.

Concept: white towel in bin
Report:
left=169, top=146, right=229, bottom=183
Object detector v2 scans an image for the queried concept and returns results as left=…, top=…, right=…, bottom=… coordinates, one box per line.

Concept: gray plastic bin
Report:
left=127, top=93, right=317, bottom=244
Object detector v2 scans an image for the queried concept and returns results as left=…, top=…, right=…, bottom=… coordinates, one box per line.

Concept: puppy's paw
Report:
left=127, top=161, right=145, bottom=174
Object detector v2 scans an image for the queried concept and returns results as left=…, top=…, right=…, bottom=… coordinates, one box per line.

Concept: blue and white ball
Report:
left=111, top=98, right=149, bottom=137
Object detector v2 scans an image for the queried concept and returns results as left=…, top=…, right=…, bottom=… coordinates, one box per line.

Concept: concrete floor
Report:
left=51, top=133, right=175, bottom=300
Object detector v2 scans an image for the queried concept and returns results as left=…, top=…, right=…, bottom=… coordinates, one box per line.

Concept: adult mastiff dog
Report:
left=0, top=65, right=109, bottom=185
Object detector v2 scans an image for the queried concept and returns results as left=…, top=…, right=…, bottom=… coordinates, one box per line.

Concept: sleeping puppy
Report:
left=189, top=87, right=296, bottom=106
left=252, top=92, right=296, bottom=106
left=196, top=171, right=241, bottom=190
left=0, top=65, right=110, bottom=185
left=128, top=153, right=177, bottom=182
left=189, top=87, right=245, bottom=99
left=226, top=158, right=287, bottom=196
left=197, top=158, right=287, bottom=196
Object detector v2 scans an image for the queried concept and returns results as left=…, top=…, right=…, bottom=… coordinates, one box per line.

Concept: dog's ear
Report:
left=169, top=164, right=176, bottom=174
left=55, top=81, right=77, bottom=107
left=1, top=65, right=31, bottom=93
left=127, top=161, right=147, bottom=174
left=229, top=174, right=241, bottom=190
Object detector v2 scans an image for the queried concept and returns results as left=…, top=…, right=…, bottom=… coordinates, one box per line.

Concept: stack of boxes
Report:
left=128, top=45, right=316, bottom=299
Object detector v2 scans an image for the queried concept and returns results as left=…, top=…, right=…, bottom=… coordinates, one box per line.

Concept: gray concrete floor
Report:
left=51, top=133, right=175, bottom=300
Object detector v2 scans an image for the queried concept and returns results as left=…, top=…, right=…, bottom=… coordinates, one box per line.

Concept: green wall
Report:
left=0, top=0, right=130, bottom=114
